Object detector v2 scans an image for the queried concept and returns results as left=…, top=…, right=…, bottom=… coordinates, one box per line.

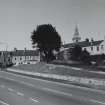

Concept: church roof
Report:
left=10, top=50, right=39, bottom=56
left=72, top=25, right=81, bottom=42
left=63, top=40, right=103, bottom=48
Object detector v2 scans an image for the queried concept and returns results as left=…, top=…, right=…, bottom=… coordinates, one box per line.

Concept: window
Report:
left=84, top=48, right=86, bottom=50
left=97, top=46, right=99, bottom=51
left=30, top=56, right=32, bottom=60
left=8, top=58, right=10, bottom=62
left=15, top=57, right=16, bottom=60
left=20, top=57, right=22, bottom=60
left=26, top=56, right=28, bottom=60
left=101, top=45, right=104, bottom=50
left=91, top=46, right=93, bottom=51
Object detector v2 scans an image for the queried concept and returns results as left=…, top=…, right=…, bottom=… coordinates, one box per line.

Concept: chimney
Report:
left=91, top=38, right=94, bottom=45
left=85, top=38, right=89, bottom=42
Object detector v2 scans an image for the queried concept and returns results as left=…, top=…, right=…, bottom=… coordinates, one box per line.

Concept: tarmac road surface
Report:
left=0, top=71, right=105, bottom=105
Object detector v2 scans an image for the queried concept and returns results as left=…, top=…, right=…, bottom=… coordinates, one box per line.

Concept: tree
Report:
left=80, top=49, right=91, bottom=65
left=70, top=44, right=82, bottom=60
left=94, top=54, right=105, bottom=66
left=31, top=24, right=62, bottom=62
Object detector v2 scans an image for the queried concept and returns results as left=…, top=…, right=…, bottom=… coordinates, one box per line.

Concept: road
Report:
left=0, top=71, right=105, bottom=105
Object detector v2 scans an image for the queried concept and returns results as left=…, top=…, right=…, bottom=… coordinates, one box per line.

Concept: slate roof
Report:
left=63, top=40, right=104, bottom=48
left=11, top=50, right=39, bottom=56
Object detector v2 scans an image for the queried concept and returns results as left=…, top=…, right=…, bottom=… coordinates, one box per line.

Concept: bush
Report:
left=70, top=44, right=82, bottom=60
left=80, top=49, right=91, bottom=65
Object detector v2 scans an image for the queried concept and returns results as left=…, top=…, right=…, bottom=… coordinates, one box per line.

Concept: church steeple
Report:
left=72, top=25, right=81, bottom=43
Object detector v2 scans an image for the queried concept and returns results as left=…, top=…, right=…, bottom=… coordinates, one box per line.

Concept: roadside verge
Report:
left=7, top=68, right=105, bottom=91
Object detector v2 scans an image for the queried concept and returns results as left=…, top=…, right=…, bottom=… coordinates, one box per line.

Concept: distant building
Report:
left=11, top=48, right=40, bottom=65
left=0, top=51, right=12, bottom=67
left=59, top=26, right=105, bottom=60
left=63, top=39, right=105, bottom=56
left=0, top=48, right=40, bottom=66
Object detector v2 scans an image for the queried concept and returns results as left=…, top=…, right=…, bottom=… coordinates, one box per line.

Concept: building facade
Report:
left=11, top=48, right=40, bottom=65
left=60, top=26, right=105, bottom=60
left=63, top=39, right=105, bottom=56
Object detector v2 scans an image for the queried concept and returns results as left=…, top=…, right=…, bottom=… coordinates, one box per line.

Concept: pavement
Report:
left=0, top=70, right=105, bottom=105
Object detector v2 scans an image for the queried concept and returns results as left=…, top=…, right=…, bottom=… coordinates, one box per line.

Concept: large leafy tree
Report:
left=31, top=24, right=62, bottom=62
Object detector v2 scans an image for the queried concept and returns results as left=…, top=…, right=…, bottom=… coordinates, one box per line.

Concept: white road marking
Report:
left=5, top=77, right=15, bottom=81
left=91, top=99, right=105, bottom=105
left=43, top=87, right=105, bottom=105
left=0, top=75, right=35, bottom=88
left=0, top=85, right=5, bottom=88
left=43, top=87, right=73, bottom=97
left=30, top=98, right=39, bottom=103
left=0, top=100, right=9, bottom=105
left=20, top=81, right=35, bottom=87
left=1, top=70, right=105, bottom=105
left=8, top=88, right=14, bottom=92
left=17, top=92, right=24, bottom=96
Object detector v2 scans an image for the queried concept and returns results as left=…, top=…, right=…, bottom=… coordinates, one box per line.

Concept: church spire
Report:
left=72, top=25, right=81, bottom=43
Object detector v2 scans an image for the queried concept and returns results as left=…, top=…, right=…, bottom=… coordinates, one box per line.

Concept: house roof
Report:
left=11, top=50, right=39, bottom=56
left=63, top=40, right=104, bottom=48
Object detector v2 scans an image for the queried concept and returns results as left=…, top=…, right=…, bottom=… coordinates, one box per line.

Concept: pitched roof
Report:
left=11, top=50, right=39, bottom=56
left=63, top=40, right=103, bottom=48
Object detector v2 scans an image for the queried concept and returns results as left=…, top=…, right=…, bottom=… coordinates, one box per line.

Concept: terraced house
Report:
left=11, top=48, right=40, bottom=65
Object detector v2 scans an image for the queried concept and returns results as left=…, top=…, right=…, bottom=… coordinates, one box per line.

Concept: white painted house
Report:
left=11, top=48, right=40, bottom=65
left=63, top=39, right=105, bottom=56
left=60, top=26, right=105, bottom=60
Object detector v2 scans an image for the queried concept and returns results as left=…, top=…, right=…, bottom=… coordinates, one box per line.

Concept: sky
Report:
left=0, top=0, right=105, bottom=50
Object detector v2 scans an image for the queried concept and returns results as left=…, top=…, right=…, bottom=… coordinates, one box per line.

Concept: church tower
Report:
left=72, top=25, right=81, bottom=43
